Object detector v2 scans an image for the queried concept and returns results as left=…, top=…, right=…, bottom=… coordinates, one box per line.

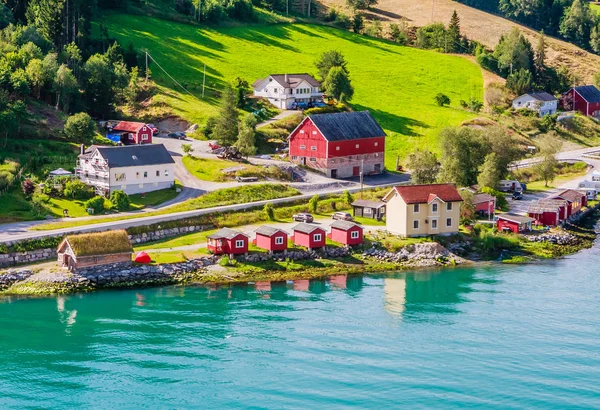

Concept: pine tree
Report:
left=447, top=10, right=461, bottom=53
left=213, top=86, right=239, bottom=146
left=235, top=114, right=257, bottom=157
left=534, top=31, right=546, bottom=75
left=477, top=153, right=501, bottom=189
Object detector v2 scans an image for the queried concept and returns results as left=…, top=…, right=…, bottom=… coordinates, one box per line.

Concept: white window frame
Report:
left=413, top=204, right=420, bottom=213
left=312, top=131, right=317, bottom=135
left=355, top=144, right=360, bottom=149
left=413, top=220, right=419, bottom=229
left=310, top=146, right=317, bottom=151
left=142, top=134, right=148, bottom=141
left=374, top=142, right=378, bottom=147
left=156, top=170, right=160, bottom=177
left=143, top=171, right=148, bottom=178
left=235, top=239, right=245, bottom=248
left=300, top=130, right=305, bottom=134
left=432, top=203, right=438, bottom=213
left=274, top=236, right=284, bottom=245
left=447, top=202, right=453, bottom=211
left=336, top=146, right=340, bottom=151
left=309, top=157, right=316, bottom=162
left=446, top=217, right=452, bottom=227
left=300, top=145, right=306, bottom=150
left=431, top=219, right=438, bottom=230
left=313, top=233, right=322, bottom=242
left=165, top=170, right=169, bottom=177
left=350, top=231, right=359, bottom=239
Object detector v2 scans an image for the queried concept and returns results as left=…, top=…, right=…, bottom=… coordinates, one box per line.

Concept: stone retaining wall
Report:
left=0, top=248, right=57, bottom=268
left=128, top=224, right=212, bottom=244
left=0, top=269, right=34, bottom=290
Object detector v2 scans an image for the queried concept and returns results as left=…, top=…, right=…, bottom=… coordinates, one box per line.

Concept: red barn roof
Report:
left=389, top=184, right=463, bottom=204
left=113, top=121, right=146, bottom=133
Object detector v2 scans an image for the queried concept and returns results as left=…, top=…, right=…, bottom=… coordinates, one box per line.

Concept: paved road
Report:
left=256, top=110, right=298, bottom=128
left=0, top=179, right=407, bottom=244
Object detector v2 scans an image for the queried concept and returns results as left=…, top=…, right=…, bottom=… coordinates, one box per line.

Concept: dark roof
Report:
left=552, top=189, right=585, bottom=203
left=526, top=92, right=557, bottom=102
left=269, top=73, right=320, bottom=88
left=497, top=213, right=535, bottom=224
left=112, top=121, right=147, bottom=133
left=292, top=223, right=324, bottom=234
left=207, top=228, right=247, bottom=240
left=391, top=184, right=463, bottom=204
left=330, top=220, right=362, bottom=231
left=309, top=111, right=385, bottom=141
left=93, top=144, right=174, bottom=167
left=472, top=193, right=496, bottom=205
left=573, top=85, right=600, bottom=103
left=351, top=199, right=386, bottom=209
left=255, top=226, right=288, bottom=236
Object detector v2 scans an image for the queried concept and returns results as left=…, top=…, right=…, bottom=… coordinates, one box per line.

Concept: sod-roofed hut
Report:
left=57, top=230, right=133, bottom=271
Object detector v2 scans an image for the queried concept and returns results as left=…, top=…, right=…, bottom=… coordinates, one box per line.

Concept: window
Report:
left=165, top=170, right=169, bottom=177
left=356, top=144, right=360, bottom=149
left=156, top=170, right=160, bottom=177
left=413, top=220, right=419, bottom=229
left=413, top=204, right=420, bottom=213
left=351, top=231, right=359, bottom=239
left=311, top=146, right=317, bottom=151
left=115, top=173, right=125, bottom=182
left=374, top=142, right=378, bottom=147
left=313, top=233, right=322, bottom=242
left=309, top=157, right=316, bottom=162
left=447, top=202, right=453, bottom=211
left=143, top=127, right=147, bottom=131
left=446, top=218, right=452, bottom=227
left=275, top=236, right=284, bottom=245
left=274, top=88, right=278, bottom=94
left=235, top=239, right=245, bottom=248
left=142, top=134, right=149, bottom=141
left=432, top=203, right=438, bottom=213
left=300, top=145, right=306, bottom=150
left=431, top=219, right=438, bottom=229
left=143, top=171, right=148, bottom=178
left=364, top=208, right=372, bottom=215
left=300, top=130, right=305, bottom=134
left=374, top=153, right=379, bottom=158
left=136, top=172, right=140, bottom=179
left=312, top=131, right=317, bottom=135
left=336, top=146, right=340, bottom=151
left=291, top=156, right=297, bottom=160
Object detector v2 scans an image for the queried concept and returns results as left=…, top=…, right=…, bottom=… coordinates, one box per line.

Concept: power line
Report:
left=145, top=52, right=203, bottom=101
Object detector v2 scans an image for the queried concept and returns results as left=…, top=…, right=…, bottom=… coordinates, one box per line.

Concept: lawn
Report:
left=129, top=180, right=183, bottom=208
left=134, top=229, right=217, bottom=251
left=182, top=157, right=289, bottom=182
left=101, top=15, right=483, bottom=168
left=0, top=188, right=37, bottom=223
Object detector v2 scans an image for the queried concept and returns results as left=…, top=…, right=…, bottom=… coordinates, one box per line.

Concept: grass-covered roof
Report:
left=65, top=230, right=133, bottom=257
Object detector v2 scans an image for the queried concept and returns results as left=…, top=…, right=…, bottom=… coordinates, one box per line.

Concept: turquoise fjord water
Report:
left=1, top=251, right=600, bottom=409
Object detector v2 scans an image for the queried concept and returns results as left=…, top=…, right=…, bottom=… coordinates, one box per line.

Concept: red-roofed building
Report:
left=548, top=189, right=587, bottom=217
left=383, top=184, right=463, bottom=237
left=111, top=121, right=153, bottom=145
left=328, top=221, right=363, bottom=246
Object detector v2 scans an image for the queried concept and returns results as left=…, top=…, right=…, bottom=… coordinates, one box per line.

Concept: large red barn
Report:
left=563, top=85, right=600, bottom=117
left=328, top=220, right=363, bottom=246
left=254, top=226, right=288, bottom=253
left=112, top=121, right=153, bottom=145
left=291, top=223, right=326, bottom=250
left=207, top=228, right=249, bottom=256
left=288, top=111, right=385, bottom=178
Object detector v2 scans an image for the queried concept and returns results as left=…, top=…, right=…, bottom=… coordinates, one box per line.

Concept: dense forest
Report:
left=456, top=0, right=600, bottom=53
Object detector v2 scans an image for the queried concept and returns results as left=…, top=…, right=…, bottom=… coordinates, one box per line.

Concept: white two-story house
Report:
left=512, top=92, right=558, bottom=117
left=252, top=73, right=323, bottom=109
left=76, top=144, right=175, bottom=196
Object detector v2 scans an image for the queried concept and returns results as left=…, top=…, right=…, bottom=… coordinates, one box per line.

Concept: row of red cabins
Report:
left=496, top=189, right=588, bottom=234
left=206, top=221, right=364, bottom=256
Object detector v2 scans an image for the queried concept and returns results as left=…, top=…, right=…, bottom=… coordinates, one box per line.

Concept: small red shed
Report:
left=563, top=85, right=600, bottom=117
left=527, top=199, right=568, bottom=226
left=112, top=121, right=153, bottom=145
left=496, top=213, right=535, bottom=234
left=254, top=226, right=288, bottom=253
left=549, top=189, right=587, bottom=217
left=328, top=220, right=364, bottom=246
left=473, top=193, right=496, bottom=216
left=291, top=223, right=326, bottom=250
left=207, top=228, right=249, bottom=256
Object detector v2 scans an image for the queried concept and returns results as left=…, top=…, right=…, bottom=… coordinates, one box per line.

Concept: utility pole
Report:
left=202, top=64, right=206, bottom=98
left=145, top=51, right=149, bottom=83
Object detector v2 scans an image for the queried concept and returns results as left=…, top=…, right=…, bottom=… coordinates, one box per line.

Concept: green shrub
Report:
left=480, top=187, right=508, bottom=210
left=32, top=192, right=50, bottom=203
left=304, top=103, right=347, bottom=115
left=219, top=256, right=237, bottom=266
left=308, top=194, right=319, bottom=213
left=264, top=202, right=275, bottom=221
left=63, top=179, right=94, bottom=200
left=85, top=196, right=105, bottom=214
left=110, top=190, right=130, bottom=211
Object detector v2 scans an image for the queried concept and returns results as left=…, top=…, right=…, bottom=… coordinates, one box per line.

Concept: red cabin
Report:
left=254, top=226, right=288, bottom=253
left=563, top=85, right=600, bottom=117
left=207, top=228, right=249, bottom=256
left=496, top=213, right=535, bottom=234
left=288, top=111, right=385, bottom=178
left=473, top=193, right=496, bottom=216
left=548, top=189, right=587, bottom=217
left=527, top=199, right=568, bottom=226
left=328, top=220, right=364, bottom=246
left=112, top=121, right=153, bottom=145
left=291, top=223, right=326, bottom=250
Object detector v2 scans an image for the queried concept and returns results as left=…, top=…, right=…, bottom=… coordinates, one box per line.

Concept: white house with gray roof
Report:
left=252, top=73, right=323, bottom=109
left=75, top=144, right=175, bottom=196
left=512, top=92, right=558, bottom=117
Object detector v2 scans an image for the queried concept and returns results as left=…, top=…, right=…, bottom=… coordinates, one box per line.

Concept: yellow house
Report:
left=383, top=184, right=463, bottom=237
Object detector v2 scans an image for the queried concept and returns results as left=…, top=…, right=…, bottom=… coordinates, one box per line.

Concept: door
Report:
left=353, top=166, right=360, bottom=177
left=301, top=157, right=306, bottom=166
left=331, top=169, right=337, bottom=178
left=62, top=254, right=70, bottom=267
left=374, top=164, right=381, bottom=173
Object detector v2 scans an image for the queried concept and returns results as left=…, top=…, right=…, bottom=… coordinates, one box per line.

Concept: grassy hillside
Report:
left=101, top=15, right=483, bottom=167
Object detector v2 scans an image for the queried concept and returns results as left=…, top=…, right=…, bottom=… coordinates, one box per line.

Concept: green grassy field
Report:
left=102, top=15, right=483, bottom=168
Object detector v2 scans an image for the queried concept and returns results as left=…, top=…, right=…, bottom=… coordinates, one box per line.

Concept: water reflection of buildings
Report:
left=384, top=277, right=406, bottom=317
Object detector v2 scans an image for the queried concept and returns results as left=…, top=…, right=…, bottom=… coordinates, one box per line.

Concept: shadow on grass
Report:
left=351, top=104, right=430, bottom=136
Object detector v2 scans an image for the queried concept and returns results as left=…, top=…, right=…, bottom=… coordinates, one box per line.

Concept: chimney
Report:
left=80, top=144, right=85, bottom=155
left=284, top=73, right=288, bottom=83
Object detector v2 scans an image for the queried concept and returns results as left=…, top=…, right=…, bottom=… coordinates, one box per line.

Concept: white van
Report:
left=498, top=180, right=523, bottom=193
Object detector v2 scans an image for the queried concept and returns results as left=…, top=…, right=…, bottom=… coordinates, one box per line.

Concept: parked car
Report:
left=312, top=101, right=327, bottom=108
left=331, top=212, right=353, bottom=221
left=147, top=124, right=159, bottom=135
left=520, top=182, right=527, bottom=192
left=167, top=132, right=186, bottom=140
left=292, top=213, right=314, bottom=223
left=512, top=191, right=523, bottom=200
